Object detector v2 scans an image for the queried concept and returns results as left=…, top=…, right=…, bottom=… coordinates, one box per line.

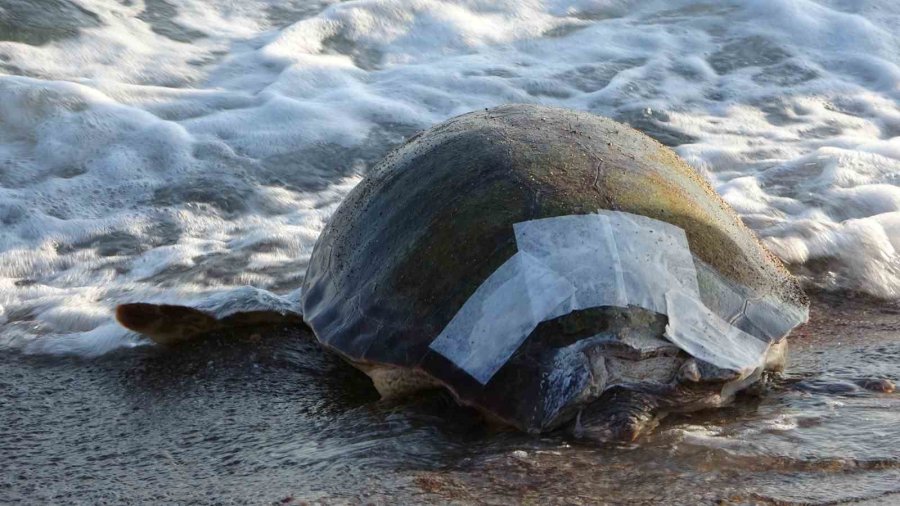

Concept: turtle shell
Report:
left=300, top=104, right=807, bottom=432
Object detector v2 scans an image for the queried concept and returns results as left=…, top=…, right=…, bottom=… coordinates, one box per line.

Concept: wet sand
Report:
left=2, top=291, right=898, bottom=505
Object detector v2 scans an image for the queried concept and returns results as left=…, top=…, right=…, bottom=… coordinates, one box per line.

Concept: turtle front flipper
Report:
left=116, top=303, right=223, bottom=345
left=116, top=286, right=305, bottom=345
left=572, top=389, right=663, bottom=443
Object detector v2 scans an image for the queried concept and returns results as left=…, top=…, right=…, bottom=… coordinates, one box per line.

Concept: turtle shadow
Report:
left=115, top=325, right=379, bottom=410
left=114, top=325, right=497, bottom=439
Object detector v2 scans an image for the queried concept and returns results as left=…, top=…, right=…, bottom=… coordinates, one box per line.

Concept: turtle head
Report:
left=116, top=303, right=222, bottom=345
left=572, top=389, right=662, bottom=443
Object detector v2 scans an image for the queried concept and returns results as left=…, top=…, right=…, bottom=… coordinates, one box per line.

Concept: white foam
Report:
left=1, top=0, right=899, bottom=355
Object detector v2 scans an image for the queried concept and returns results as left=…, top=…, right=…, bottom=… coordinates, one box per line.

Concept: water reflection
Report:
left=2, top=293, right=898, bottom=503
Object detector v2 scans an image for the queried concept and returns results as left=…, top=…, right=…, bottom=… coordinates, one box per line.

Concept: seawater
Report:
left=2, top=292, right=899, bottom=503
left=1, top=1, right=899, bottom=503
left=0, top=0, right=898, bottom=355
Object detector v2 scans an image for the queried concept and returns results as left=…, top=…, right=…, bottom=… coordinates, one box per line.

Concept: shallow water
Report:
left=2, top=292, right=898, bottom=504
left=1, top=0, right=899, bottom=355
left=2, top=0, right=900, bottom=503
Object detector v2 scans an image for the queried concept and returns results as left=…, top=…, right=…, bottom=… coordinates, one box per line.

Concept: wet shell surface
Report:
left=301, top=104, right=808, bottom=432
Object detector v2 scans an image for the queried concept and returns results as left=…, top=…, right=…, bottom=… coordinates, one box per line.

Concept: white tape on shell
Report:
left=664, top=290, right=769, bottom=372
left=513, top=214, right=627, bottom=315
left=428, top=211, right=802, bottom=385
left=428, top=251, right=576, bottom=385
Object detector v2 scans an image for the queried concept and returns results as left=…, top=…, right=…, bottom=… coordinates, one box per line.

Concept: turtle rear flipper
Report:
left=116, top=303, right=222, bottom=345
left=116, top=286, right=305, bottom=345
left=572, top=389, right=662, bottom=442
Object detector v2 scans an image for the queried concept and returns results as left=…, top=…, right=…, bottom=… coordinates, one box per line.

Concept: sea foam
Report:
left=1, top=0, right=898, bottom=355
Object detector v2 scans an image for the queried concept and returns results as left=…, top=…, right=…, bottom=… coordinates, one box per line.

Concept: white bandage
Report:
left=428, top=211, right=806, bottom=384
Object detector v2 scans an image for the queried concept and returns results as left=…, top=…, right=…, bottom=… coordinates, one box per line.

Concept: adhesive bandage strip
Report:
left=428, top=211, right=806, bottom=385
left=427, top=251, right=577, bottom=385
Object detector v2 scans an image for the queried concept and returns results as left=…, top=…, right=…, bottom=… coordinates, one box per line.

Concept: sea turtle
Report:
left=117, top=104, right=811, bottom=440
